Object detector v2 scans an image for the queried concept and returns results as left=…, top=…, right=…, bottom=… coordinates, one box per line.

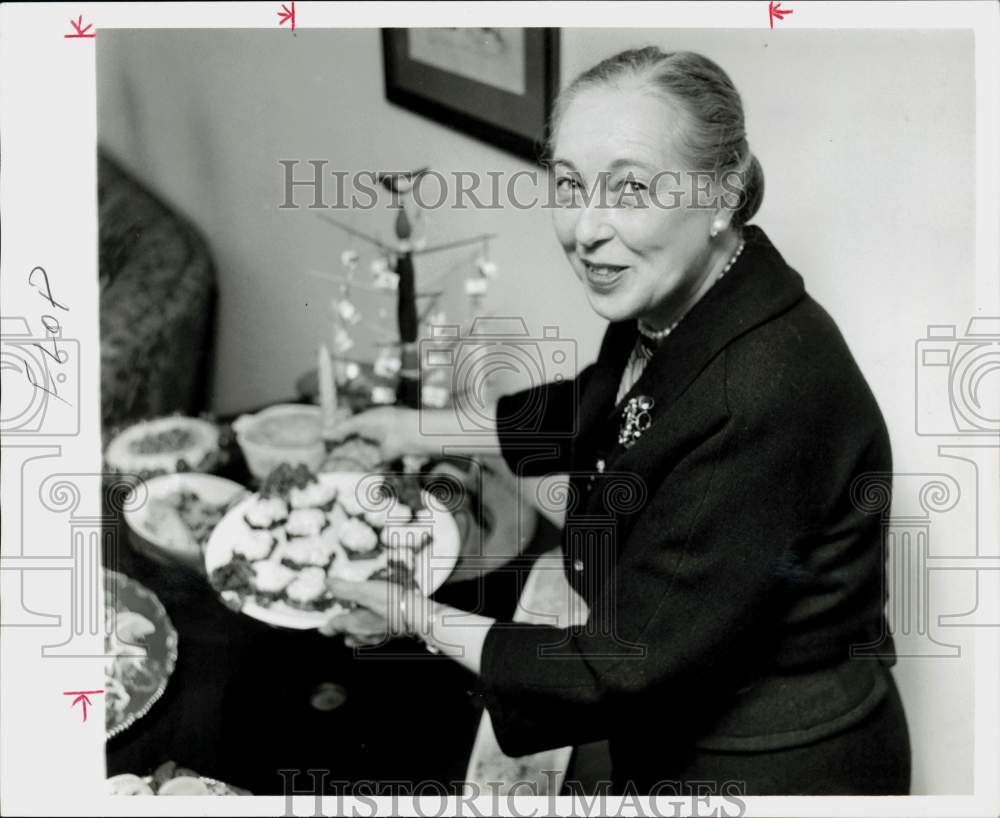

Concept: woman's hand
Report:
left=321, top=606, right=392, bottom=648
left=330, top=406, right=424, bottom=462
left=321, top=578, right=493, bottom=674
left=319, top=578, right=413, bottom=646
left=333, top=403, right=505, bottom=463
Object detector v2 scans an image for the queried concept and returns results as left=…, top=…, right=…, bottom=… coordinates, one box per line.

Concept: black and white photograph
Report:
left=1, top=3, right=998, bottom=817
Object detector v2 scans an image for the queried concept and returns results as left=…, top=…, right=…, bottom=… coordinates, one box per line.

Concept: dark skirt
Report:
left=564, top=669, right=911, bottom=796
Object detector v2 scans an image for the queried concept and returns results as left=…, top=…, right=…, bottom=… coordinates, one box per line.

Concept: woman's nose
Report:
left=573, top=200, right=614, bottom=250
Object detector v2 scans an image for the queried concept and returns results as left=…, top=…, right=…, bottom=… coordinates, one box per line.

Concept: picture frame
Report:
left=381, top=28, right=560, bottom=163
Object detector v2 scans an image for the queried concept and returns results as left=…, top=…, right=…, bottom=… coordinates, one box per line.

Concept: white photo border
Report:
left=0, top=2, right=997, bottom=816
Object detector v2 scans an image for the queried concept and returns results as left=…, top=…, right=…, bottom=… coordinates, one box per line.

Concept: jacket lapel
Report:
left=573, top=319, right=635, bottom=455
left=575, top=227, right=807, bottom=478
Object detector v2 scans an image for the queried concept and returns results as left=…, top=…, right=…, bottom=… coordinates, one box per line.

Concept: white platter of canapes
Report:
left=204, top=465, right=460, bottom=630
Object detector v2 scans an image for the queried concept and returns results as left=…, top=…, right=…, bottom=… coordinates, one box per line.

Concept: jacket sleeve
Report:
left=478, top=351, right=890, bottom=756
left=494, top=363, right=595, bottom=478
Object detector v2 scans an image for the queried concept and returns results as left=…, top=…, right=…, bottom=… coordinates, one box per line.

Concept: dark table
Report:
left=103, top=432, right=558, bottom=795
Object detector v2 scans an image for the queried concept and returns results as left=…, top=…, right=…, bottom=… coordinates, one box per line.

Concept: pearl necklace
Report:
left=637, top=238, right=746, bottom=342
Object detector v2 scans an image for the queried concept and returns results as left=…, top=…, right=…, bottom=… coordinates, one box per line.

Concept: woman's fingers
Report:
left=322, top=579, right=415, bottom=639
left=329, top=406, right=426, bottom=463
left=319, top=604, right=393, bottom=650
left=344, top=636, right=380, bottom=648
left=318, top=610, right=350, bottom=637
left=335, top=407, right=393, bottom=439
left=319, top=607, right=385, bottom=638
left=344, top=607, right=389, bottom=634
left=327, top=413, right=372, bottom=443
left=327, top=578, right=399, bottom=617
left=345, top=629, right=392, bottom=648
left=328, top=415, right=359, bottom=439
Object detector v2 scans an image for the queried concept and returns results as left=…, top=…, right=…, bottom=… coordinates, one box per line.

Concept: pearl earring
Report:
left=710, top=220, right=725, bottom=238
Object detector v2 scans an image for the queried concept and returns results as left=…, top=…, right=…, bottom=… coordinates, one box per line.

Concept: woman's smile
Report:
left=580, top=258, right=630, bottom=291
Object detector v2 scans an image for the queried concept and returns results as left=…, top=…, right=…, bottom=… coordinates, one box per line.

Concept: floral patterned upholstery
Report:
left=99, top=150, right=216, bottom=441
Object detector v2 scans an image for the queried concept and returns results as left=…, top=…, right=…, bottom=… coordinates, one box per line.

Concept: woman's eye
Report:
left=608, top=177, right=648, bottom=208
left=613, top=177, right=647, bottom=195
left=555, top=176, right=580, bottom=191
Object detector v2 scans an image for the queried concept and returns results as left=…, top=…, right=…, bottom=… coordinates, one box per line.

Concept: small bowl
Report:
left=232, top=404, right=329, bottom=481
left=105, top=416, right=221, bottom=479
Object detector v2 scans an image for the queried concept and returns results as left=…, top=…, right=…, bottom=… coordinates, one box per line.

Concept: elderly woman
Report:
left=323, top=48, right=910, bottom=794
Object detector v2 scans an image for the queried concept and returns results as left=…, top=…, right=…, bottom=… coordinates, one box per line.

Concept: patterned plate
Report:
left=104, top=570, right=178, bottom=739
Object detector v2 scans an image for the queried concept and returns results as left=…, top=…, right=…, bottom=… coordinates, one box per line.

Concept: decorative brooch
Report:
left=619, top=395, right=655, bottom=449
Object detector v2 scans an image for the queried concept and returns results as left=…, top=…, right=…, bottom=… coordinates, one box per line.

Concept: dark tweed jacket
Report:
left=480, top=226, right=897, bottom=780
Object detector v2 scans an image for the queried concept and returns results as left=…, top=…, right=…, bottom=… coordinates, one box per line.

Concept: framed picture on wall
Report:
left=381, top=28, right=560, bottom=163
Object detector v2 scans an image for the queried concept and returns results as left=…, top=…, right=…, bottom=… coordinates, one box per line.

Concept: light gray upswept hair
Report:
left=549, top=47, right=764, bottom=228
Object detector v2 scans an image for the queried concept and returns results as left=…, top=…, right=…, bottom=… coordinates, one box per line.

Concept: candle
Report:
left=318, top=344, right=338, bottom=441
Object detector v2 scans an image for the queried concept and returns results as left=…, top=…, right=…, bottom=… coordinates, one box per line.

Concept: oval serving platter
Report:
left=204, top=472, right=460, bottom=630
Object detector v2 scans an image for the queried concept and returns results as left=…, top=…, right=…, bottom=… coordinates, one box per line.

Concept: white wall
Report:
left=97, top=28, right=603, bottom=412
left=97, top=27, right=977, bottom=794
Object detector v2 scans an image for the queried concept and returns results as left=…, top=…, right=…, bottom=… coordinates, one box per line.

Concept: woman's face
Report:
left=550, top=84, right=720, bottom=326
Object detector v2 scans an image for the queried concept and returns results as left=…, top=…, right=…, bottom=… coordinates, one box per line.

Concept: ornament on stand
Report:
left=340, top=249, right=360, bottom=270
left=465, top=242, right=497, bottom=312
left=333, top=297, right=361, bottom=325
left=343, top=361, right=361, bottom=381
left=464, top=277, right=489, bottom=297
left=370, top=256, right=393, bottom=276
left=475, top=256, right=498, bottom=279
left=314, top=166, right=499, bottom=411
left=331, top=325, right=355, bottom=355
left=421, top=366, right=452, bottom=409
left=373, top=345, right=403, bottom=379
left=424, top=310, right=448, bottom=331
left=370, top=385, right=397, bottom=405
left=372, top=270, right=399, bottom=291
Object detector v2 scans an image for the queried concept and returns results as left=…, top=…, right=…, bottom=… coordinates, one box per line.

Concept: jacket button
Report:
left=573, top=559, right=585, bottom=572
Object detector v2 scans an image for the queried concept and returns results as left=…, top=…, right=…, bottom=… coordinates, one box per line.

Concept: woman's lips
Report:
left=582, top=260, right=629, bottom=292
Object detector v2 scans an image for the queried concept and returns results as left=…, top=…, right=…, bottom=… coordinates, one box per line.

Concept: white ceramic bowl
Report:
left=232, top=404, right=327, bottom=481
